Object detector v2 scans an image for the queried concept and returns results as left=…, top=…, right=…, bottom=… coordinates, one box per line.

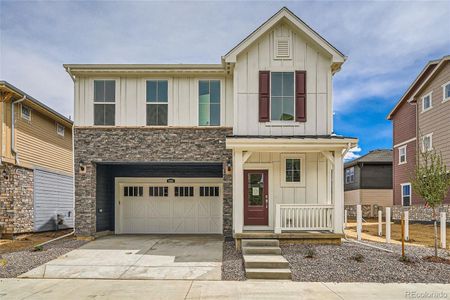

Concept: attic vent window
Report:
left=275, top=38, right=291, bottom=59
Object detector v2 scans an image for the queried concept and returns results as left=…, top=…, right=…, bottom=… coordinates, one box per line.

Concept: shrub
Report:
left=304, top=247, right=316, bottom=258
left=32, top=245, right=44, bottom=252
left=352, top=253, right=364, bottom=262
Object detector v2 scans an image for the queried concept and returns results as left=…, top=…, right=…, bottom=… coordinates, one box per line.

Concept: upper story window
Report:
left=422, top=133, right=433, bottom=152
left=398, top=145, right=406, bottom=164
left=56, top=123, right=65, bottom=137
left=94, top=80, right=115, bottom=125
left=281, top=154, right=305, bottom=186
left=271, top=72, right=294, bottom=121
left=401, top=183, right=411, bottom=206
left=421, top=92, right=432, bottom=112
left=21, top=105, right=31, bottom=121
left=442, top=82, right=450, bottom=102
left=146, top=80, right=168, bottom=126
left=199, top=80, right=220, bottom=126
left=345, top=167, right=355, bottom=184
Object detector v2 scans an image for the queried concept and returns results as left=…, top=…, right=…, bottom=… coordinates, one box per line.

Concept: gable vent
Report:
left=275, top=38, right=291, bottom=59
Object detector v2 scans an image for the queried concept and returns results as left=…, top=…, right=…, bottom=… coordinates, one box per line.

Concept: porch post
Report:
left=333, top=151, right=344, bottom=234
left=233, top=149, right=244, bottom=234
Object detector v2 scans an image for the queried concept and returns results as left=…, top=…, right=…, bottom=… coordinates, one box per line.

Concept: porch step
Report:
left=242, top=246, right=281, bottom=255
left=242, top=239, right=279, bottom=247
left=243, top=255, right=289, bottom=269
left=245, top=268, right=292, bottom=280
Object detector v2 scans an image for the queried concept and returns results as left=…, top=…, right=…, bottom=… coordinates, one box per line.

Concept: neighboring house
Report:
left=387, top=55, right=450, bottom=221
left=344, top=149, right=393, bottom=217
left=0, top=81, right=74, bottom=237
left=65, top=7, right=357, bottom=239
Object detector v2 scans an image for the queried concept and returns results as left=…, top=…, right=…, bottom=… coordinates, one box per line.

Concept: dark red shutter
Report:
left=295, top=71, right=307, bottom=122
left=259, top=71, right=270, bottom=122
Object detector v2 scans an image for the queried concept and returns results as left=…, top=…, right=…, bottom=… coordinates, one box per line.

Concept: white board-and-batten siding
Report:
left=233, top=22, right=333, bottom=136
left=74, top=76, right=233, bottom=127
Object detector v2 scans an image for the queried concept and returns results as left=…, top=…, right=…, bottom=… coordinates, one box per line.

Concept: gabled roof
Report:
left=387, top=58, right=440, bottom=120
left=345, top=149, right=392, bottom=168
left=223, top=7, right=346, bottom=70
left=0, top=81, right=73, bottom=127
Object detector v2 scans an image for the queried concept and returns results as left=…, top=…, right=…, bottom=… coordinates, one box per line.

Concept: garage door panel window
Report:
left=149, top=186, right=169, bottom=197
left=200, top=186, right=220, bottom=197
left=175, top=186, right=194, bottom=197
left=124, top=186, right=143, bottom=197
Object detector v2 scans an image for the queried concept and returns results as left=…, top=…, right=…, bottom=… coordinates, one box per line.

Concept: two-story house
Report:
left=344, top=149, right=393, bottom=217
left=0, top=81, right=74, bottom=237
left=65, top=7, right=357, bottom=241
left=387, top=55, right=450, bottom=221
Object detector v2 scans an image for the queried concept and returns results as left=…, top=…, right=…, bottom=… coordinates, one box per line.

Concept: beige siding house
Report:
left=0, top=81, right=74, bottom=237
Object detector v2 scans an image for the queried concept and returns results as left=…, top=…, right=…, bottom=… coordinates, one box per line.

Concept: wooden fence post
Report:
left=357, top=205, right=362, bottom=241
left=441, top=211, right=447, bottom=249
left=404, top=209, right=409, bottom=241
left=386, top=207, right=391, bottom=243
left=344, top=209, right=348, bottom=230
left=378, top=210, right=382, bottom=237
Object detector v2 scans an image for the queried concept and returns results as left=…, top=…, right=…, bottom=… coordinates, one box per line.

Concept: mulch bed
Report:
left=222, top=240, right=246, bottom=281
left=281, top=240, right=450, bottom=283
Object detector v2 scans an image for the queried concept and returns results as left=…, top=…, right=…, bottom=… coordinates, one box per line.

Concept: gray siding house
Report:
left=344, top=149, right=393, bottom=217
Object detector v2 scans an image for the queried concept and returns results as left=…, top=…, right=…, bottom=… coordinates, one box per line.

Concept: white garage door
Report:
left=116, top=178, right=223, bottom=234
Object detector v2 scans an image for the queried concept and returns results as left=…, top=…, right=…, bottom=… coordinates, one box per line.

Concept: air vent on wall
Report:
left=275, top=38, right=291, bottom=59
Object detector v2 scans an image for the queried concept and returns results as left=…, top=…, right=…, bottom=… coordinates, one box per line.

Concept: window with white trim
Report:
left=281, top=154, right=305, bottom=186
left=56, top=123, right=65, bottom=137
left=422, top=92, right=432, bottom=112
left=146, top=80, right=168, bottom=126
left=21, top=105, right=31, bottom=121
left=443, top=82, right=450, bottom=102
left=401, top=183, right=411, bottom=206
left=345, top=167, right=355, bottom=184
left=271, top=72, right=294, bottom=121
left=398, top=145, right=407, bottom=164
left=198, top=80, right=220, bottom=126
left=94, top=80, right=115, bottom=125
left=422, top=133, right=433, bottom=152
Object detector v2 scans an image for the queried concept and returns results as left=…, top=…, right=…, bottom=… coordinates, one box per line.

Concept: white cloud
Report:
left=344, top=146, right=362, bottom=162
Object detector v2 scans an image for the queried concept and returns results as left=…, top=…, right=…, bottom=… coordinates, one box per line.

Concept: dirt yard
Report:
left=345, top=219, right=450, bottom=249
left=0, top=229, right=73, bottom=254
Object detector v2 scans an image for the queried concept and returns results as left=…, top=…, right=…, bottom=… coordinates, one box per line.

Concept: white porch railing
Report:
left=275, top=204, right=334, bottom=233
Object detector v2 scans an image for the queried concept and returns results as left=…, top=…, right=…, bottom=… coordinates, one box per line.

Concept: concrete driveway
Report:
left=20, top=235, right=223, bottom=280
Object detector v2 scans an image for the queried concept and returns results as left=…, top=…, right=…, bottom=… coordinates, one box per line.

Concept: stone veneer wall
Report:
left=0, top=163, right=34, bottom=236
left=392, top=205, right=450, bottom=222
left=74, top=127, right=233, bottom=237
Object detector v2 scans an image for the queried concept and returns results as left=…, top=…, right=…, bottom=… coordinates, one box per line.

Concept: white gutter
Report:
left=11, top=95, right=26, bottom=164
left=65, top=67, right=76, bottom=82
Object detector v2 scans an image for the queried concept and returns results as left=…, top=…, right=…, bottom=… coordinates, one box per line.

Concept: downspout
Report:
left=11, top=95, right=26, bottom=164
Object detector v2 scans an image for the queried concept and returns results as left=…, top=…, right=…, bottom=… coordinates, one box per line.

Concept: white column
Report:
left=378, top=210, right=382, bottom=237
left=441, top=211, right=447, bottom=249
left=232, top=149, right=244, bottom=234
left=344, top=209, right=348, bottom=229
left=404, top=210, right=409, bottom=241
left=275, top=204, right=282, bottom=234
left=386, top=207, right=391, bottom=243
left=333, top=151, right=344, bottom=234
left=356, top=205, right=362, bottom=241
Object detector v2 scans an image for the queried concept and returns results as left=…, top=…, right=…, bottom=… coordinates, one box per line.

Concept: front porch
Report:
left=226, top=136, right=358, bottom=243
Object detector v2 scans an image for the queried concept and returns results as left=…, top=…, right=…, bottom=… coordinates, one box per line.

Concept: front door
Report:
left=244, top=170, right=268, bottom=226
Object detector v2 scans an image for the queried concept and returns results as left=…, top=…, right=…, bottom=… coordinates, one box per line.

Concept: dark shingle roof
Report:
left=345, top=149, right=392, bottom=168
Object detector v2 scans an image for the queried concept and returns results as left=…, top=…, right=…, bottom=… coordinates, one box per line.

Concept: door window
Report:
left=248, top=173, right=264, bottom=206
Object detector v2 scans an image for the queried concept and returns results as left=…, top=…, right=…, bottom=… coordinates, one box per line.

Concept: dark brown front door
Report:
left=244, top=170, right=268, bottom=226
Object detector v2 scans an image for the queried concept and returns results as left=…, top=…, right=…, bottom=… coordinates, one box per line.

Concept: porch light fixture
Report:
left=226, top=159, right=232, bottom=173
left=79, top=160, right=86, bottom=174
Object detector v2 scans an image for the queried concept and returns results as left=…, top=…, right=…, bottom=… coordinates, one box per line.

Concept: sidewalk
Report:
left=1, top=279, right=449, bottom=299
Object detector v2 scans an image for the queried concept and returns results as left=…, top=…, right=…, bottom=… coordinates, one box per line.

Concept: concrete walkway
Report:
left=20, top=235, right=223, bottom=280
left=1, top=279, right=449, bottom=299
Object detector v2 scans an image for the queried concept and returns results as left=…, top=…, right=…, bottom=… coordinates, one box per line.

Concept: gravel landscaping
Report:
left=282, top=240, right=450, bottom=283
left=0, top=237, right=87, bottom=278
left=222, top=240, right=245, bottom=281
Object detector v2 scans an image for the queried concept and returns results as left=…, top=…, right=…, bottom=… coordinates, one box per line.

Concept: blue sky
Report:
left=1, top=1, right=449, bottom=160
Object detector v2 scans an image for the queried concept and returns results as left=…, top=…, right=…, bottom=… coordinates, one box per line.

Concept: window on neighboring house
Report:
left=281, top=154, right=304, bottom=186
left=146, top=80, right=168, bottom=126
left=21, top=105, right=31, bottom=121
left=422, top=92, right=432, bottom=112
left=399, top=145, right=407, bottom=164
left=422, top=133, right=433, bottom=152
left=56, top=123, right=65, bottom=137
left=443, top=82, right=450, bottom=102
left=198, top=80, right=220, bottom=126
left=401, top=183, right=411, bottom=206
left=345, top=167, right=355, bottom=184
left=94, top=80, right=115, bottom=125
left=271, top=72, right=294, bottom=121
